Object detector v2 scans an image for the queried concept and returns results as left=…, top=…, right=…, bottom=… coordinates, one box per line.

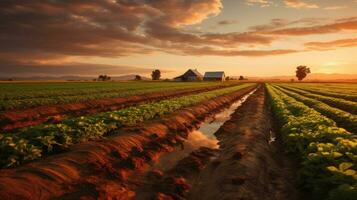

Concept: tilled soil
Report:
left=0, top=85, right=299, bottom=200
left=0, top=84, right=236, bottom=131
left=129, top=86, right=300, bottom=200
left=0, top=85, right=256, bottom=200
left=188, top=86, right=300, bottom=200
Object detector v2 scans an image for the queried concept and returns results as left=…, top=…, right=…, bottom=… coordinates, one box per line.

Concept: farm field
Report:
left=0, top=82, right=356, bottom=200
left=0, top=81, right=237, bottom=111
left=0, top=81, right=241, bottom=131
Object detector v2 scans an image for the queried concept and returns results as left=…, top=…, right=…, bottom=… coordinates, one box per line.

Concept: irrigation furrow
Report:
left=187, top=85, right=298, bottom=200
left=131, top=86, right=299, bottom=200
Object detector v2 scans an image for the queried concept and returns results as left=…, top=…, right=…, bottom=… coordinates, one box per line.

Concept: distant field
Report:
left=0, top=81, right=237, bottom=111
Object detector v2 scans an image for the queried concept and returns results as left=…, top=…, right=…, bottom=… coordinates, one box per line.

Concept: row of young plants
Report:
left=0, top=83, right=255, bottom=168
left=274, top=86, right=357, bottom=133
left=296, top=83, right=357, bottom=93
left=277, top=84, right=357, bottom=115
left=0, top=82, right=224, bottom=111
left=267, top=84, right=357, bottom=200
left=282, top=84, right=357, bottom=102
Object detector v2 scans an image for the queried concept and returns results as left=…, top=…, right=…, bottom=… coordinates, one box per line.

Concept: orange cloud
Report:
left=262, top=19, right=357, bottom=35
left=284, top=0, right=319, bottom=9
left=149, top=0, right=222, bottom=27
left=324, top=6, right=347, bottom=10
left=305, top=38, right=357, bottom=50
left=245, top=0, right=272, bottom=7
left=180, top=46, right=300, bottom=57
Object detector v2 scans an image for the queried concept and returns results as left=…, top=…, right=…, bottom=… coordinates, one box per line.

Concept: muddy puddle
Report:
left=151, top=88, right=257, bottom=171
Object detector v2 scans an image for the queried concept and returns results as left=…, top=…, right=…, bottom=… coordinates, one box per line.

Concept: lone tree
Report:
left=134, top=75, right=142, bottom=81
left=151, top=69, right=161, bottom=80
left=98, top=74, right=111, bottom=81
left=239, top=75, right=244, bottom=80
left=295, top=66, right=311, bottom=81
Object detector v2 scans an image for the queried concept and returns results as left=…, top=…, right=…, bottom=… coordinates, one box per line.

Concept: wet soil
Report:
left=128, top=86, right=300, bottom=200
left=187, top=86, right=300, bottom=200
left=0, top=85, right=256, bottom=200
left=0, top=84, right=235, bottom=131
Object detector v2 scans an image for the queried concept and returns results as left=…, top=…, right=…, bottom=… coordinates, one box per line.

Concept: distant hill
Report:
left=0, top=74, right=151, bottom=81
left=241, top=73, right=357, bottom=82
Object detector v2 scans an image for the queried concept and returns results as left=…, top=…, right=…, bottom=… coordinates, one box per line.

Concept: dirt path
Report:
left=127, top=86, right=300, bottom=200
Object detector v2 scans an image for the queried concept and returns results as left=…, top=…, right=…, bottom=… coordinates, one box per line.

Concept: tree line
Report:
left=95, top=66, right=311, bottom=82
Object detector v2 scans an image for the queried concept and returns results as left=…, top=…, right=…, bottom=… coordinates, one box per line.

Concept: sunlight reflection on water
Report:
left=151, top=89, right=257, bottom=171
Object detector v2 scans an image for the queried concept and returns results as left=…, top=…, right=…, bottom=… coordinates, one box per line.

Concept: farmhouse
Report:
left=203, top=71, right=226, bottom=81
left=174, top=69, right=203, bottom=81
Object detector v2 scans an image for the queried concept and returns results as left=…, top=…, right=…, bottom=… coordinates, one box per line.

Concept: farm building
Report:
left=203, top=71, right=226, bottom=81
left=174, top=69, right=203, bottom=81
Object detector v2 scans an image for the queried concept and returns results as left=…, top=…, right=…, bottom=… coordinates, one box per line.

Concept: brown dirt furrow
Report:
left=188, top=86, right=299, bottom=200
left=0, top=84, right=236, bottom=131
left=0, top=85, right=256, bottom=200
left=132, top=147, right=218, bottom=200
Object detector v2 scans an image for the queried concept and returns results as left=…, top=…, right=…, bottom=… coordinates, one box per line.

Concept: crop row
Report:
left=278, top=85, right=357, bottom=115
left=281, top=84, right=357, bottom=102
left=0, top=82, right=225, bottom=111
left=294, top=83, right=357, bottom=93
left=274, top=86, right=357, bottom=133
left=0, top=83, right=255, bottom=168
left=267, top=84, right=357, bottom=200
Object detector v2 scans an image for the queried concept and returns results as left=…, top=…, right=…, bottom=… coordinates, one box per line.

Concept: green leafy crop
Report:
left=0, top=83, right=255, bottom=168
left=267, top=84, right=357, bottom=200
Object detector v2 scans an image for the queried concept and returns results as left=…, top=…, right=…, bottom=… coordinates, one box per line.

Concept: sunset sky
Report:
left=0, top=0, right=357, bottom=78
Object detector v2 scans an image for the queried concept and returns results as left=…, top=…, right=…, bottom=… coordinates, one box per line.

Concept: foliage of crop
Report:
left=0, top=83, right=254, bottom=168
left=274, top=86, right=357, bottom=133
left=267, top=84, right=357, bottom=200
left=0, top=81, right=233, bottom=111
left=294, top=83, right=357, bottom=94
left=281, top=84, right=357, bottom=102
left=278, top=84, right=357, bottom=115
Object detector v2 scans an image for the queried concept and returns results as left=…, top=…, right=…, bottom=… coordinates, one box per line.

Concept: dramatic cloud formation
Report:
left=0, top=0, right=356, bottom=77
left=0, top=0, right=296, bottom=63
left=0, top=0, right=221, bottom=53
